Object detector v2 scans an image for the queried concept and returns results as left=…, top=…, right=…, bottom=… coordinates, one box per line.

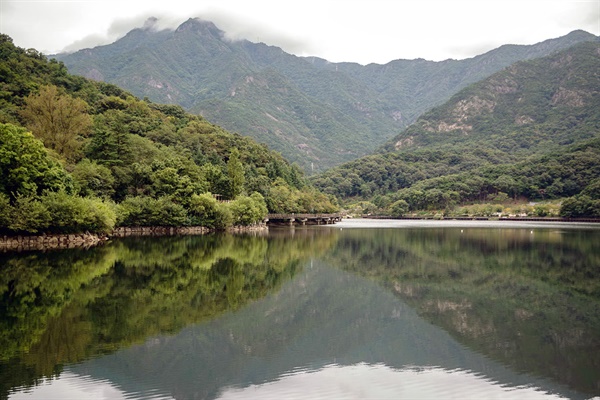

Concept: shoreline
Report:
left=364, top=216, right=600, bottom=223
left=332, top=218, right=600, bottom=230
left=0, top=223, right=268, bottom=252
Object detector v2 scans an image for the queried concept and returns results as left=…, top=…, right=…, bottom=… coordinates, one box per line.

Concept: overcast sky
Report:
left=1, top=0, right=599, bottom=64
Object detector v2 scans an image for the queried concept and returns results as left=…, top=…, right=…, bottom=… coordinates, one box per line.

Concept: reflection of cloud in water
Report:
left=217, top=363, right=566, bottom=400
left=7, top=372, right=158, bottom=400
left=5, top=364, right=570, bottom=400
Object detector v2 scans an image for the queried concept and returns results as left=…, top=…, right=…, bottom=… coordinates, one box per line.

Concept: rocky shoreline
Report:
left=0, top=232, right=106, bottom=252
left=0, top=223, right=268, bottom=252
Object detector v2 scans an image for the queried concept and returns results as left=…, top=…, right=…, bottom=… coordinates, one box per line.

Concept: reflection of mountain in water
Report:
left=68, top=261, right=583, bottom=400
left=325, top=223, right=600, bottom=396
left=3, top=223, right=598, bottom=399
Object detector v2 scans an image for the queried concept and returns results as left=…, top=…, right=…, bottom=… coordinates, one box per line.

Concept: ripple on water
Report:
left=8, top=372, right=174, bottom=400
left=216, top=363, right=569, bottom=400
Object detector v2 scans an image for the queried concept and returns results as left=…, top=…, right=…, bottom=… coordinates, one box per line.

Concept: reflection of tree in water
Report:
left=326, top=227, right=600, bottom=396
left=0, top=229, right=337, bottom=397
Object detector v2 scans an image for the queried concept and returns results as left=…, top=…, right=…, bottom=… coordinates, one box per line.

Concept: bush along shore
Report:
left=0, top=223, right=268, bottom=252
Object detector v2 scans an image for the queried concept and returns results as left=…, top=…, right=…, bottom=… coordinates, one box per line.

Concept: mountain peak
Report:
left=176, top=18, right=224, bottom=38
left=142, top=17, right=159, bottom=31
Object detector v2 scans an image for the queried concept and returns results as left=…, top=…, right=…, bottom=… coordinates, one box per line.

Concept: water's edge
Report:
left=0, top=224, right=268, bottom=252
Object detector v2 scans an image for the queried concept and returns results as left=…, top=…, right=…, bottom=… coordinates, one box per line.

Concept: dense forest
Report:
left=312, top=42, right=600, bottom=217
left=0, top=35, right=338, bottom=235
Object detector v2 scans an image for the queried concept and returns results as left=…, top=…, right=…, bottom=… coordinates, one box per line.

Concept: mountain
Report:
left=53, top=19, right=598, bottom=172
left=382, top=41, right=600, bottom=153
left=311, top=42, right=600, bottom=211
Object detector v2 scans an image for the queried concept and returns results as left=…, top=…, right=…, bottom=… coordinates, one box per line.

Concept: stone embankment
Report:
left=1, top=223, right=268, bottom=252
left=111, top=226, right=211, bottom=237
left=0, top=232, right=105, bottom=252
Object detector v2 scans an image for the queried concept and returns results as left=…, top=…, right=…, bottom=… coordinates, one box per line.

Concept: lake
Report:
left=1, top=219, right=599, bottom=399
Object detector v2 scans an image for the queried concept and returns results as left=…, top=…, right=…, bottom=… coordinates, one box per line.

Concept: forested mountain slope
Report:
left=0, top=34, right=337, bottom=235
left=311, top=42, right=600, bottom=216
left=53, top=18, right=597, bottom=172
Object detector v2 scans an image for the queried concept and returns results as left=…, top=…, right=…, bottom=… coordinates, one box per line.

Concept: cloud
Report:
left=60, top=14, right=183, bottom=53
left=572, top=2, right=600, bottom=33
left=60, top=9, right=319, bottom=57
left=60, top=34, right=107, bottom=54
left=4, top=0, right=599, bottom=63
left=174, top=9, right=320, bottom=56
left=209, top=15, right=318, bottom=55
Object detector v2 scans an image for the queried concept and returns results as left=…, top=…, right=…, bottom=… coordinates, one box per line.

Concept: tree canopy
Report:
left=0, top=34, right=338, bottom=235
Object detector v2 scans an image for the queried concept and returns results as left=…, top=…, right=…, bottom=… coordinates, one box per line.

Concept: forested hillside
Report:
left=54, top=18, right=598, bottom=172
left=0, top=35, right=337, bottom=235
left=312, top=42, right=600, bottom=217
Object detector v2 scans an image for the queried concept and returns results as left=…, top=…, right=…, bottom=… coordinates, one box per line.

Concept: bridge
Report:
left=266, top=213, right=343, bottom=226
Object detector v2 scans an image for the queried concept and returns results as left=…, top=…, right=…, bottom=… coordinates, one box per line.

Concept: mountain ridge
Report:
left=310, top=41, right=600, bottom=213
left=53, top=19, right=598, bottom=172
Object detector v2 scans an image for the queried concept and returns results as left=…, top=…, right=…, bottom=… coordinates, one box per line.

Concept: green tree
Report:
left=0, top=123, right=72, bottom=200
left=389, top=199, right=409, bottom=217
left=494, top=174, right=518, bottom=199
left=8, top=195, right=51, bottom=233
left=21, top=85, right=92, bottom=162
left=87, top=110, right=132, bottom=167
left=266, top=180, right=298, bottom=213
left=116, top=196, right=188, bottom=227
left=71, top=159, right=115, bottom=198
left=40, top=191, right=116, bottom=233
left=229, top=193, right=268, bottom=226
left=188, top=193, right=226, bottom=228
left=560, top=195, right=600, bottom=218
left=0, top=193, right=12, bottom=230
left=227, top=147, right=245, bottom=199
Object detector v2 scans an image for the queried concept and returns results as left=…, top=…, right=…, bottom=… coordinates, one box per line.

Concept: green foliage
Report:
left=21, top=85, right=92, bottom=162
left=87, top=110, right=133, bottom=167
left=313, top=43, right=600, bottom=212
left=188, top=192, right=267, bottom=228
left=116, top=196, right=188, bottom=227
left=346, top=201, right=378, bottom=216
left=389, top=199, right=409, bottom=217
left=581, top=178, right=600, bottom=199
left=71, top=158, right=115, bottom=198
left=266, top=180, right=296, bottom=213
left=560, top=195, right=600, bottom=217
left=0, top=193, right=10, bottom=228
left=0, top=34, right=337, bottom=234
left=266, top=178, right=338, bottom=213
left=226, top=147, right=245, bottom=199
left=229, top=192, right=268, bottom=226
left=6, top=196, right=51, bottom=233
left=188, top=193, right=230, bottom=229
left=40, top=191, right=116, bottom=234
left=0, top=123, right=73, bottom=200
left=0, top=34, right=97, bottom=125
left=0, top=191, right=116, bottom=234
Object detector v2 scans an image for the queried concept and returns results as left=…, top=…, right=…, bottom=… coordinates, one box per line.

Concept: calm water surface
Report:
left=1, top=220, right=599, bottom=399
